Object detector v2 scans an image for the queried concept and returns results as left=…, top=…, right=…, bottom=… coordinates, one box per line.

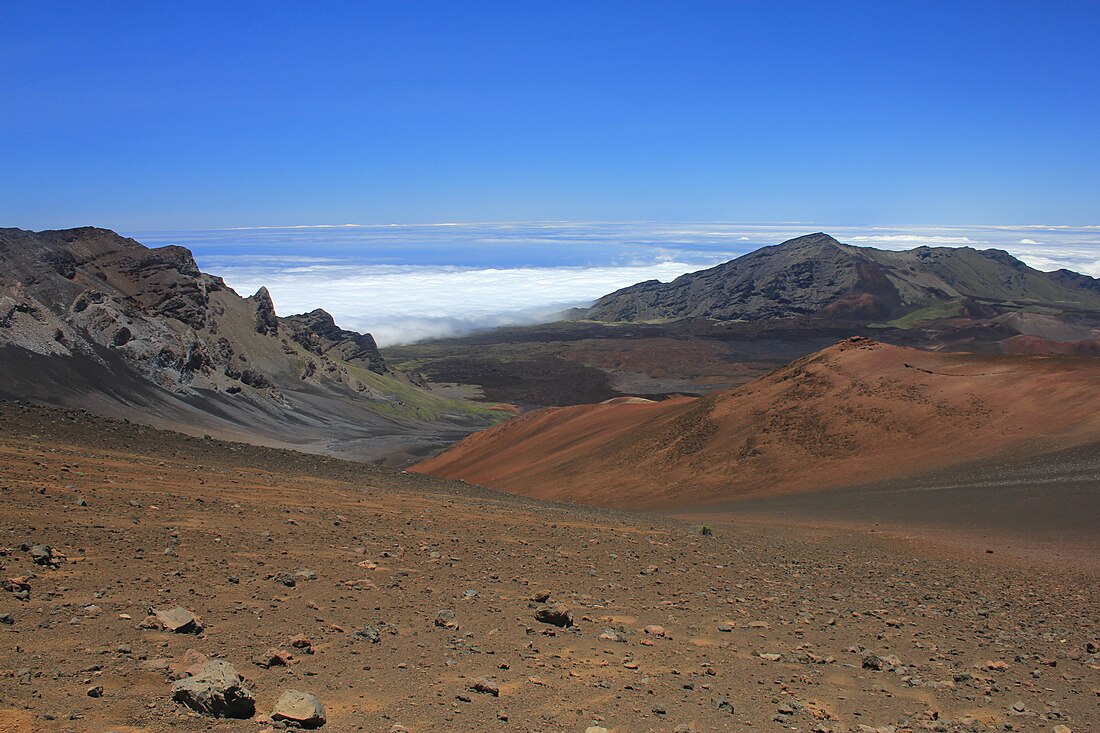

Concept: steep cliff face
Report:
left=0, top=227, right=499, bottom=464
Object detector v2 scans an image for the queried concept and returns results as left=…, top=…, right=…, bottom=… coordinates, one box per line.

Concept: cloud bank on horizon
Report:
left=134, top=222, right=1100, bottom=346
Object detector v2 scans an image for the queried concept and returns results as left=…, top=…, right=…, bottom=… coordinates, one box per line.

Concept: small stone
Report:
left=271, top=689, right=326, bottom=729
left=289, top=634, right=313, bottom=653
left=599, top=628, right=628, bottom=643
left=271, top=572, right=297, bottom=588
left=253, top=649, right=292, bottom=669
left=862, top=652, right=885, bottom=670
left=0, top=613, right=13, bottom=625
left=86, top=685, right=104, bottom=698
left=353, top=625, right=381, bottom=643
left=471, top=677, right=499, bottom=696
left=435, top=609, right=458, bottom=629
left=643, top=625, right=666, bottom=637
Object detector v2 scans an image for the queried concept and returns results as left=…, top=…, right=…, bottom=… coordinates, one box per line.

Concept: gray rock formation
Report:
left=271, top=689, right=326, bottom=728
left=171, top=659, right=255, bottom=718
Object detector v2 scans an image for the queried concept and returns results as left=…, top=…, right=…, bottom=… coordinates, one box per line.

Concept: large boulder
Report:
left=141, top=606, right=203, bottom=633
left=171, top=660, right=255, bottom=718
left=535, top=603, right=574, bottom=628
left=271, top=689, right=326, bottom=728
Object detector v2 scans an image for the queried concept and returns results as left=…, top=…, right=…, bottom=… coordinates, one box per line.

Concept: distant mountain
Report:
left=580, top=232, right=1100, bottom=324
left=0, top=227, right=500, bottom=463
left=414, top=337, right=1100, bottom=508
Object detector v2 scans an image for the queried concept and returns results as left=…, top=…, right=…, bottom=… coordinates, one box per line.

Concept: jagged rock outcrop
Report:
left=282, top=308, right=388, bottom=375
left=251, top=286, right=280, bottom=336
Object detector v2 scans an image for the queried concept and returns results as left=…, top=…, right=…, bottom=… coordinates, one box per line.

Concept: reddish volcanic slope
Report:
left=413, top=337, right=1100, bottom=509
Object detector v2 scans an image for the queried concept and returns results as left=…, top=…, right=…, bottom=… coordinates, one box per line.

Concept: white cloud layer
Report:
left=132, top=222, right=1100, bottom=346
left=217, top=262, right=701, bottom=346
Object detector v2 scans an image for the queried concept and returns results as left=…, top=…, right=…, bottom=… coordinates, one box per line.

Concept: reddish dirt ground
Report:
left=2, top=403, right=1098, bottom=732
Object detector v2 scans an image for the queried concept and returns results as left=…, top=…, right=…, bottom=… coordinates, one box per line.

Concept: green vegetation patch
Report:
left=888, top=300, right=964, bottom=329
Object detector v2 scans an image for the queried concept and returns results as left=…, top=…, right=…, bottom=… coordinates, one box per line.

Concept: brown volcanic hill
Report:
left=0, top=227, right=499, bottom=463
left=413, top=337, right=1100, bottom=508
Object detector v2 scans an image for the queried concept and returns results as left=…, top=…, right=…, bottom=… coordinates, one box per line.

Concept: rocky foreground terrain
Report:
left=0, top=402, right=1097, bottom=732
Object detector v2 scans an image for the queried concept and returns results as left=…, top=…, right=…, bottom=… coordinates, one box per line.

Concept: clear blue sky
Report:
left=2, top=1, right=1098, bottom=230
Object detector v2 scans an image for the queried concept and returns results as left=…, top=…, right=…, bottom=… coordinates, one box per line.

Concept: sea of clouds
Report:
left=132, top=222, right=1100, bottom=346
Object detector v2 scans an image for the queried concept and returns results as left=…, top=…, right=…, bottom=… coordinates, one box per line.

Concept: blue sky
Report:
left=2, top=1, right=1099, bottom=229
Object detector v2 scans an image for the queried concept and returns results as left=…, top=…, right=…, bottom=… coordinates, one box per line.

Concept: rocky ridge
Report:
left=0, top=227, right=498, bottom=464
left=581, top=233, right=1100, bottom=324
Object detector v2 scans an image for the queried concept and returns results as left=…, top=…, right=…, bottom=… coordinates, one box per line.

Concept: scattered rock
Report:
left=28, top=544, right=63, bottom=568
left=141, top=606, right=203, bottom=633
left=435, top=609, right=458, bottom=629
left=289, top=634, right=314, bottom=653
left=534, top=603, right=573, bottom=628
left=471, top=677, right=500, bottom=696
left=253, top=649, right=292, bottom=668
left=353, top=624, right=381, bottom=643
left=271, top=572, right=297, bottom=588
left=86, top=685, right=103, bottom=698
left=171, top=659, right=255, bottom=719
left=271, top=689, right=326, bottom=729
left=862, top=651, right=885, bottom=670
